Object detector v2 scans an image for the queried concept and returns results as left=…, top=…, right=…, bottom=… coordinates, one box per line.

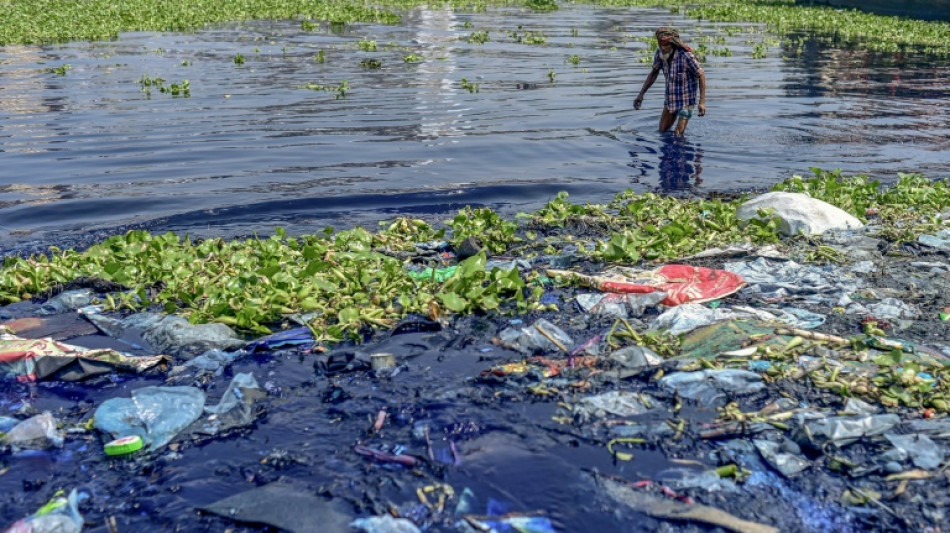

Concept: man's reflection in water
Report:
left=657, top=133, right=703, bottom=192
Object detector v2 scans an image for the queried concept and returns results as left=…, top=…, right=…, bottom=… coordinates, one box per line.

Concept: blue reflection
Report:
left=629, top=133, right=704, bottom=192
left=657, top=133, right=703, bottom=192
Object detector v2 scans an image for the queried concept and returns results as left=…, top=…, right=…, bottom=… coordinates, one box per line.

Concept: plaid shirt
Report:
left=652, top=48, right=703, bottom=111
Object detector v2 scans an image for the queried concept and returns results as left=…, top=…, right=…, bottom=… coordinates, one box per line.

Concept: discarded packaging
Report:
left=104, top=435, right=144, bottom=456
left=0, top=330, right=166, bottom=382
left=94, top=385, right=206, bottom=450
left=496, top=318, right=573, bottom=356
left=884, top=433, right=944, bottom=470
left=799, top=413, right=901, bottom=448
left=85, top=312, right=245, bottom=356
left=192, top=372, right=264, bottom=437
left=371, top=352, right=397, bottom=370
left=351, top=515, right=422, bottom=533
left=4, top=489, right=87, bottom=533
left=1, top=412, right=64, bottom=450
left=659, top=369, right=764, bottom=404
left=753, top=439, right=811, bottom=477
left=548, top=264, right=745, bottom=306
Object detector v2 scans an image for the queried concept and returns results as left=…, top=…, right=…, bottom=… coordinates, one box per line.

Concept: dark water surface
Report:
left=1, top=4, right=948, bottom=250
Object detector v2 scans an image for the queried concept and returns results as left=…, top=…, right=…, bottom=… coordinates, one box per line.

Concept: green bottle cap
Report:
left=104, top=435, right=144, bottom=456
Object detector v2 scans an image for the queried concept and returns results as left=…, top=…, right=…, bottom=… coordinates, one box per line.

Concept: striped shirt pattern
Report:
left=652, top=48, right=703, bottom=112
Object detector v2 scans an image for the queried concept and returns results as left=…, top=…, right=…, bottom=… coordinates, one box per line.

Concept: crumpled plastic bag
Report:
left=168, top=349, right=245, bottom=380
left=496, top=319, right=573, bottom=356
left=753, top=439, right=811, bottom=477
left=0, top=330, right=167, bottom=382
left=246, top=327, right=314, bottom=352
left=607, top=345, right=662, bottom=370
left=659, top=369, right=764, bottom=404
left=863, top=298, right=920, bottom=320
left=798, top=413, right=900, bottom=448
left=650, top=304, right=775, bottom=336
left=773, top=307, right=826, bottom=329
left=191, top=373, right=264, bottom=436
left=3, top=489, right=88, bottom=533
left=94, top=386, right=206, bottom=450
left=654, top=467, right=738, bottom=492
left=885, top=433, right=944, bottom=470
left=1, top=412, right=64, bottom=450
left=37, top=290, right=96, bottom=316
left=85, top=312, right=245, bottom=357
left=576, top=291, right=667, bottom=318
left=724, top=257, right=860, bottom=305
left=574, top=391, right=656, bottom=422
left=351, top=515, right=422, bottom=533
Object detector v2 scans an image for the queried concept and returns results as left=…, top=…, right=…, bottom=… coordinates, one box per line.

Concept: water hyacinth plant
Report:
left=4, top=171, right=950, bottom=343
left=589, top=0, right=950, bottom=55
left=1, top=0, right=946, bottom=59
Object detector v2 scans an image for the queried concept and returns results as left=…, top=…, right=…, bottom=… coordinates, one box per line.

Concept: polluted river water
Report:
left=2, top=4, right=950, bottom=533
left=1, top=4, right=949, bottom=251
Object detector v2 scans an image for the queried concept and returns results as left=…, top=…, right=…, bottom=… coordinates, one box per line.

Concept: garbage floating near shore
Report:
left=5, top=172, right=950, bottom=530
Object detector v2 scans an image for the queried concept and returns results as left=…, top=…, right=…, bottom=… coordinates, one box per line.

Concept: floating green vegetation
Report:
left=565, top=54, right=580, bottom=65
left=772, top=168, right=950, bottom=243
left=403, top=53, right=424, bottom=62
left=509, top=26, right=546, bottom=45
left=302, top=79, right=349, bottom=99
left=589, top=0, right=950, bottom=55
left=459, top=77, right=480, bottom=93
left=359, top=58, right=382, bottom=69
left=357, top=38, right=377, bottom=52
left=233, top=53, right=245, bottom=65
left=0, top=0, right=406, bottom=45
left=138, top=75, right=190, bottom=97
left=139, top=74, right=165, bottom=88
left=160, top=79, right=190, bottom=96
left=524, top=0, right=558, bottom=11
left=4, top=0, right=949, bottom=56
left=467, top=31, right=490, bottom=44
left=3, top=170, right=950, bottom=342
left=46, top=64, right=72, bottom=75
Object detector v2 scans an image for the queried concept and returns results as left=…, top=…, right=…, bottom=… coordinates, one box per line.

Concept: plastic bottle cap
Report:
left=104, top=435, right=143, bottom=456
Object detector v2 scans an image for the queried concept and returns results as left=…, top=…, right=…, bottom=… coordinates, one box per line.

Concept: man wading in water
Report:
left=634, top=27, right=706, bottom=136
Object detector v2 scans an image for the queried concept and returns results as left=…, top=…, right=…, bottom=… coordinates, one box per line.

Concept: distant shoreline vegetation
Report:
left=1, top=0, right=949, bottom=55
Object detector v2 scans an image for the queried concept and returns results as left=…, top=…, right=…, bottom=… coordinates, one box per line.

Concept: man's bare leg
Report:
left=658, top=108, right=676, bottom=132
left=674, top=116, right=689, bottom=136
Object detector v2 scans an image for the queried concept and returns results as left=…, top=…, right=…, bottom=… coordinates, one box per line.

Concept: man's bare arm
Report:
left=697, top=68, right=706, bottom=116
left=634, top=68, right=660, bottom=109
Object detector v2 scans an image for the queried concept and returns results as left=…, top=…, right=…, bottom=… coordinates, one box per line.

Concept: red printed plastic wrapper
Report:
left=547, top=265, right=745, bottom=306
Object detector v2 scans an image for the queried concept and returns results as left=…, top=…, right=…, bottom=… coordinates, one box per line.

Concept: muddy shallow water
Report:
left=2, top=4, right=949, bottom=252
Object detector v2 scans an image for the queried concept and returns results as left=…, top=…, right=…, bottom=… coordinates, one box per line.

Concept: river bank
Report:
left=2, top=171, right=950, bottom=532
